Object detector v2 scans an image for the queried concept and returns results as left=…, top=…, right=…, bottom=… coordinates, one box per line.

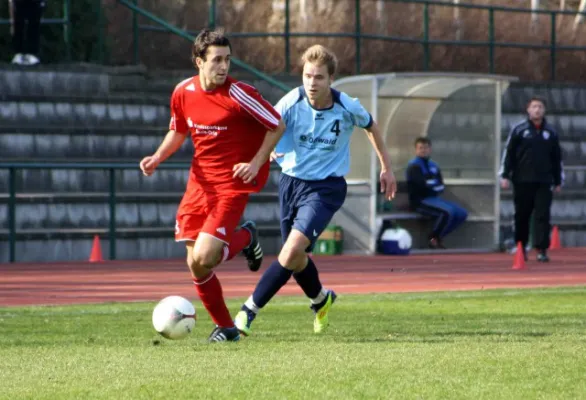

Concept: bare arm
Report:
left=251, top=119, right=286, bottom=167
left=363, top=121, right=397, bottom=199
left=153, top=130, right=187, bottom=163
left=233, top=119, right=286, bottom=184
left=140, top=130, right=187, bottom=176
left=364, top=121, right=392, bottom=172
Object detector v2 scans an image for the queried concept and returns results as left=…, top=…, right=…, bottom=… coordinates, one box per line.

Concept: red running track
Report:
left=1, top=248, right=585, bottom=307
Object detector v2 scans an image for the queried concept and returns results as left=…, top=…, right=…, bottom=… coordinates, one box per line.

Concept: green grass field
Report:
left=1, top=287, right=585, bottom=399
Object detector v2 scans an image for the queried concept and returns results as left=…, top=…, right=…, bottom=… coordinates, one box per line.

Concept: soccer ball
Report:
left=152, top=296, right=196, bottom=340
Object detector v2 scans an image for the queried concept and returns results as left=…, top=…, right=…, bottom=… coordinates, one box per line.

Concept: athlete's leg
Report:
left=235, top=174, right=297, bottom=335
left=182, top=228, right=238, bottom=342
left=236, top=176, right=345, bottom=335
left=176, top=193, right=251, bottom=343
left=208, top=193, right=255, bottom=266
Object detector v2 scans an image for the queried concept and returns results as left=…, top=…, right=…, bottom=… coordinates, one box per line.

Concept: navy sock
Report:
left=251, top=260, right=293, bottom=309
left=293, top=257, right=323, bottom=299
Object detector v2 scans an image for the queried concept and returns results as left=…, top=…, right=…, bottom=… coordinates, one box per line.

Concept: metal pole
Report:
left=423, top=3, right=430, bottom=71
left=355, top=0, right=361, bottom=74
left=488, top=8, right=494, bottom=74
left=369, top=77, right=378, bottom=254
left=550, top=12, right=557, bottom=81
left=133, top=0, right=139, bottom=64
left=109, top=168, right=117, bottom=260
left=285, top=0, right=290, bottom=74
left=208, top=0, right=216, bottom=29
left=8, top=167, right=16, bottom=263
left=64, top=0, right=72, bottom=61
left=97, top=0, right=104, bottom=64
left=493, top=81, right=502, bottom=250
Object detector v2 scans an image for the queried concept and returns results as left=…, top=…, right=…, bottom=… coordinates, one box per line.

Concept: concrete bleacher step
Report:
left=0, top=67, right=111, bottom=98
left=0, top=192, right=280, bottom=231
left=432, top=112, right=496, bottom=133
left=502, top=83, right=586, bottom=114
left=502, top=113, right=586, bottom=139
left=428, top=139, right=493, bottom=169
left=0, top=99, right=169, bottom=129
left=498, top=136, right=586, bottom=167
left=8, top=124, right=582, bottom=166
left=0, top=127, right=190, bottom=160
left=0, top=64, right=174, bottom=98
left=0, top=228, right=283, bottom=263
left=0, top=64, right=293, bottom=105
left=0, top=167, right=189, bottom=193
left=499, top=198, right=586, bottom=220
left=498, top=224, right=586, bottom=248
left=0, top=167, right=282, bottom=194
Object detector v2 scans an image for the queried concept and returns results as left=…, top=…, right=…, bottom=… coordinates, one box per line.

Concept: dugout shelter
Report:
left=330, top=72, right=518, bottom=254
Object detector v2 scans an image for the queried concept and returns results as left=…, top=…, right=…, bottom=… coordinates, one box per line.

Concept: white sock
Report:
left=310, top=288, right=328, bottom=305
left=244, top=296, right=260, bottom=314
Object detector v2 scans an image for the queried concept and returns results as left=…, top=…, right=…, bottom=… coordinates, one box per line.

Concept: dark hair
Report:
left=191, top=28, right=232, bottom=65
left=414, top=137, right=431, bottom=147
left=527, top=96, right=547, bottom=108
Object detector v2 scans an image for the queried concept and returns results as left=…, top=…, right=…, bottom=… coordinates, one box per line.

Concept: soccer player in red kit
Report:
left=139, top=29, right=285, bottom=343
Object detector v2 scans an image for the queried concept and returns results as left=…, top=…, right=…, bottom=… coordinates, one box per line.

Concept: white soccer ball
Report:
left=152, top=296, right=196, bottom=340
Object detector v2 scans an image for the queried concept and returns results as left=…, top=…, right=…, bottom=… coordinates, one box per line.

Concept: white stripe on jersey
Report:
left=229, top=84, right=278, bottom=127
left=229, top=84, right=279, bottom=128
left=175, top=77, right=193, bottom=90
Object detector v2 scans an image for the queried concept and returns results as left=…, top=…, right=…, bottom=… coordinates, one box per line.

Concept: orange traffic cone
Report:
left=549, top=225, right=561, bottom=250
left=512, top=242, right=526, bottom=270
left=89, top=235, right=103, bottom=262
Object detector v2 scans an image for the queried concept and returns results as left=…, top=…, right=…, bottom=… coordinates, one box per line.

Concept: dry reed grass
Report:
left=104, top=0, right=586, bottom=81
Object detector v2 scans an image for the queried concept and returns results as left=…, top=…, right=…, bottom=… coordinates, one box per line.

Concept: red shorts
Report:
left=175, top=191, right=249, bottom=244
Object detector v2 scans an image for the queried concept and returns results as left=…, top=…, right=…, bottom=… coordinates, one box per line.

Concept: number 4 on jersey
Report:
left=330, top=120, right=341, bottom=136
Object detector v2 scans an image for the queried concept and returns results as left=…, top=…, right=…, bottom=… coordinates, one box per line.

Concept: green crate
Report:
left=313, top=225, right=344, bottom=255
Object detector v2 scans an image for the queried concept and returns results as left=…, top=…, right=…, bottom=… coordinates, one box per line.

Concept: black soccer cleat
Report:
left=537, top=251, right=550, bottom=263
left=429, top=236, right=446, bottom=250
left=241, top=220, right=263, bottom=272
left=207, top=326, right=241, bottom=343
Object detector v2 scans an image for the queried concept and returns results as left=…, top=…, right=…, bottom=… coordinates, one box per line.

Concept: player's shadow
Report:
left=433, top=330, right=551, bottom=338
left=335, top=330, right=552, bottom=344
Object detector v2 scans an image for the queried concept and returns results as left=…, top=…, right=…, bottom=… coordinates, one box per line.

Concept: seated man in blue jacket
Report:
left=406, top=137, right=468, bottom=249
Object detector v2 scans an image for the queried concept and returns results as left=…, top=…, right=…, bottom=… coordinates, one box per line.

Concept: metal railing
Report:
left=0, top=161, right=190, bottom=263
left=0, top=0, right=72, bottom=61
left=116, top=0, right=291, bottom=93
left=4, top=0, right=584, bottom=82
left=2, top=162, right=585, bottom=263
left=129, top=0, right=586, bottom=81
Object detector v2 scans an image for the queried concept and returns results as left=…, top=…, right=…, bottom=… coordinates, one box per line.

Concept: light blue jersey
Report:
left=274, top=87, right=373, bottom=180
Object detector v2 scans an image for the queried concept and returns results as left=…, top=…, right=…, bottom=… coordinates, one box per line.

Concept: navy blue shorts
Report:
left=279, top=173, right=347, bottom=252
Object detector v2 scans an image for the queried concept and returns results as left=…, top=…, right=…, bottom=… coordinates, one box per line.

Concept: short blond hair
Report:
left=301, top=45, right=338, bottom=76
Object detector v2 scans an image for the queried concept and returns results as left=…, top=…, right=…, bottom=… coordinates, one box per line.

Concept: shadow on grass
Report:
left=434, top=330, right=551, bottom=338
left=332, top=330, right=552, bottom=344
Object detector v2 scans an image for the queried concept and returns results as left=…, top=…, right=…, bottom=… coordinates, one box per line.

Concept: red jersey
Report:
left=169, top=75, right=281, bottom=194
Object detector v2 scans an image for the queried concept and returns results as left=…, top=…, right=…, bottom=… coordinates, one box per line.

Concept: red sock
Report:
left=225, top=228, right=251, bottom=261
left=193, top=273, right=234, bottom=328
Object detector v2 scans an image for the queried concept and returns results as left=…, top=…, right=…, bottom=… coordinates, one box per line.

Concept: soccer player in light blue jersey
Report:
left=235, top=45, right=396, bottom=335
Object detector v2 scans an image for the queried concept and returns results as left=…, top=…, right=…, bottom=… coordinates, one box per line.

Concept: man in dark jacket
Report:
left=406, top=137, right=468, bottom=249
left=500, top=96, right=563, bottom=262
